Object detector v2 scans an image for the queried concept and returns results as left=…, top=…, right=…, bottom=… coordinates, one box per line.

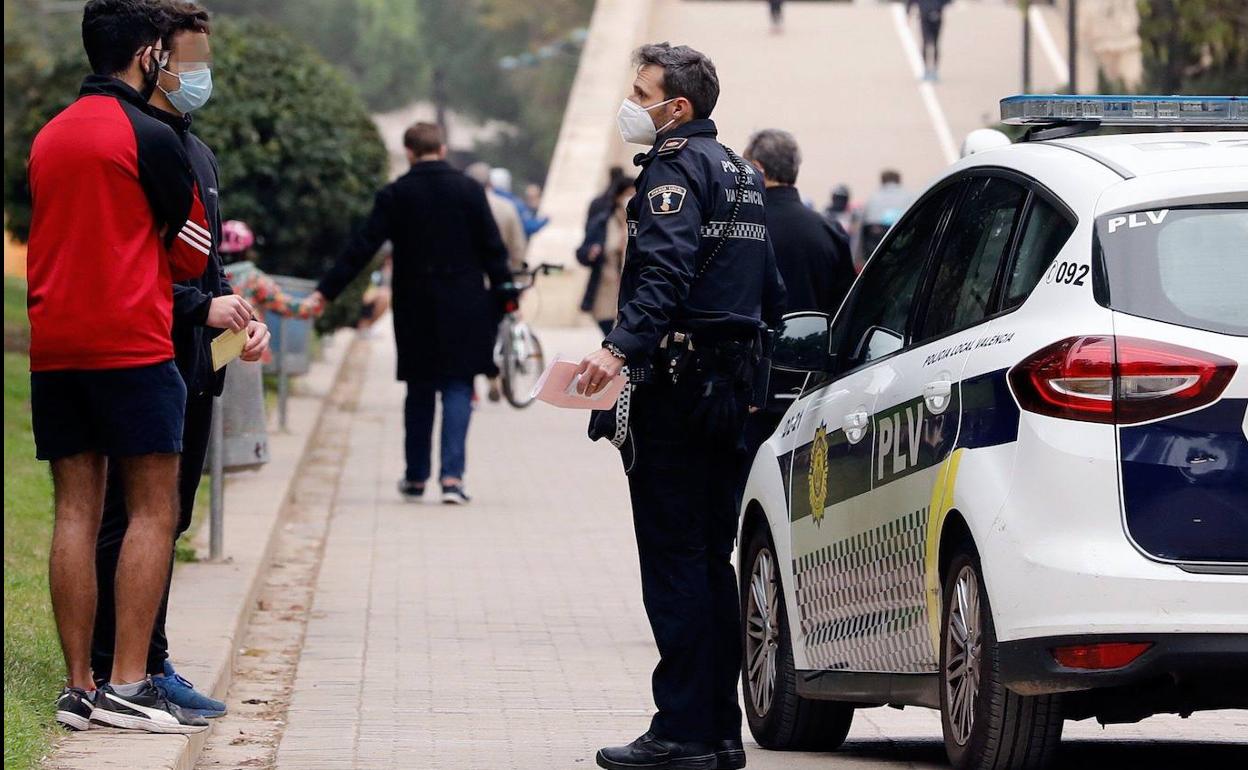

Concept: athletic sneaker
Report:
left=90, top=680, right=208, bottom=734
left=55, top=686, right=95, bottom=731
left=398, top=479, right=426, bottom=502
left=152, top=661, right=226, bottom=718
left=441, top=484, right=471, bottom=505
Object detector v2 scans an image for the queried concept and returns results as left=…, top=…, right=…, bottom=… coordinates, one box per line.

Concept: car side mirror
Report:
left=772, top=312, right=834, bottom=373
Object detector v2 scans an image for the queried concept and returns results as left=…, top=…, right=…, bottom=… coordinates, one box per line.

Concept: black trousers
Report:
left=921, top=13, right=943, bottom=70
left=91, top=391, right=214, bottom=681
left=625, top=378, right=744, bottom=742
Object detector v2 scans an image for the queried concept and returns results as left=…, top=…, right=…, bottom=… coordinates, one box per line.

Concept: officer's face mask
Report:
left=159, top=66, right=213, bottom=114
left=617, top=97, right=676, bottom=146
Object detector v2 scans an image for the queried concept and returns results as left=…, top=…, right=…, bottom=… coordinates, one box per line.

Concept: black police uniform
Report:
left=601, top=118, right=786, bottom=743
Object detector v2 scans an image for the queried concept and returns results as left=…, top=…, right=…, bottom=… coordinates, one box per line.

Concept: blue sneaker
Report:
left=151, top=661, right=227, bottom=718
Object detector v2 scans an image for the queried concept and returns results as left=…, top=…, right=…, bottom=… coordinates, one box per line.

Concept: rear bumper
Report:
left=999, top=633, right=1248, bottom=715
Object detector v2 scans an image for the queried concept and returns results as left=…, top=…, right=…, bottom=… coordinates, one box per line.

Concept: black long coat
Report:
left=318, top=161, right=511, bottom=382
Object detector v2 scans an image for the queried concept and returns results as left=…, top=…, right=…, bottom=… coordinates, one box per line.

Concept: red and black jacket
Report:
left=26, top=75, right=211, bottom=372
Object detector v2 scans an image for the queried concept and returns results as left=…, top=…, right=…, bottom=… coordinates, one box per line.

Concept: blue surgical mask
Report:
left=160, top=67, right=212, bottom=113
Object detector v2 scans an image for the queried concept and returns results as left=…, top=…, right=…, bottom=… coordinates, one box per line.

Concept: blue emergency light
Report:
left=1001, top=94, right=1248, bottom=127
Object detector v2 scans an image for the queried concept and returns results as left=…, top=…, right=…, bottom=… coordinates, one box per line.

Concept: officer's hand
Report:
left=575, top=348, right=624, bottom=396
left=207, top=294, right=255, bottom=332
left=240, top=319, right=271, bottom=362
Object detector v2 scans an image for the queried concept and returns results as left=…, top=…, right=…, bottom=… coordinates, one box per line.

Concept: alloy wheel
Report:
left=745, top=546, right=781, bottom=718
left=944, top=564, right=983, bottom=746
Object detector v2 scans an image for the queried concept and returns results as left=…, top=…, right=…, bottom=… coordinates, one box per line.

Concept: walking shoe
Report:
left=440, top=484, right=471, bottom=505
left=595, top=732, right=717, bottom=770
left=715, top=739, right=747, bottom=769
left=90, top=680, right=208, bottom=734
left=55, top=686, right=95, bottom=731
left=152, top=661, right=226, bottom=718
left=398, top=479, right=426, bottom=501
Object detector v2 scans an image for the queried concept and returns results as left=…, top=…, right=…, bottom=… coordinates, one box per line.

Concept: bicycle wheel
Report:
left=501, top=321, right=545, bottom=408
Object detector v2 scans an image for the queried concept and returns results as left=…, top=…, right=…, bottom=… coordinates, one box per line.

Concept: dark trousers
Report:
left=625, top=379, right=744, bottom=742
left=921, top=14, right=943, bottom=70
left=91, top=391, right=214, bottom=681
left=404, top=378, right=474, bottom=483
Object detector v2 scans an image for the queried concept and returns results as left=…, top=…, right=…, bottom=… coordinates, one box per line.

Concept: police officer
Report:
left=576, top=42, right=785, bottom=770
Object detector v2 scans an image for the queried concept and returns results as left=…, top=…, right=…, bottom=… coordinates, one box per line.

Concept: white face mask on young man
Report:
left=616, top=97, right=675, bottom=146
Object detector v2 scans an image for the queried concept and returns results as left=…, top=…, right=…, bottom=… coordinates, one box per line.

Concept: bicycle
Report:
left=494, top=262, right=563, bottom=408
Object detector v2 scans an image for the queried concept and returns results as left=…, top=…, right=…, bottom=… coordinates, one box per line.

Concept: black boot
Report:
left=715, top=739, right=746, bottom=769
left=596, top=732, right=718, bottom=770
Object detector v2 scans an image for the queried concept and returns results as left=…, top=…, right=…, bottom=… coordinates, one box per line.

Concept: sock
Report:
left=111, top=679, right=147, bottom=697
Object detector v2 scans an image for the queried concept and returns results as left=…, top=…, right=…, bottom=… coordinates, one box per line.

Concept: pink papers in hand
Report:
left=532, top=358, right=626, bottom=410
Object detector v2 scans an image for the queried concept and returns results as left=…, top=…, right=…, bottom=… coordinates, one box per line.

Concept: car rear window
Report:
left=1096, top=204, right=1247, bottom=336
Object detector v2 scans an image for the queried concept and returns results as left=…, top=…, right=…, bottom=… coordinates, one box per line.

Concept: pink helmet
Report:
left=219, top=220, right=255, bottom=255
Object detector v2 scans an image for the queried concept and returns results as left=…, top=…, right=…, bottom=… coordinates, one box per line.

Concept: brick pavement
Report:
left=273, top=324, right=1246, bottom=769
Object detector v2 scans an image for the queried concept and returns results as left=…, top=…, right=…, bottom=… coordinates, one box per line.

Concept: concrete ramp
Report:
left=528, top=0, right=1067, bottom=326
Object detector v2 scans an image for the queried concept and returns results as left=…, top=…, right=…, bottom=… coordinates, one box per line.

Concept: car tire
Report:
left=940, top=543, right=1063, bottom=770
left=740, top=521, right=854, bottom=751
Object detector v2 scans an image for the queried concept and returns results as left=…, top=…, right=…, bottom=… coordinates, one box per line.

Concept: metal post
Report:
left=1022, top=0, right=1032, bottom=94
left=275, top=314, right=289, bottom=432
left=1067, top=0, right=1078, bottom=94
left=208, top=396, right=224, bottom=561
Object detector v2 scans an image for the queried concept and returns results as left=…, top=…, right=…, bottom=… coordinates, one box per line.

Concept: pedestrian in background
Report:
left=490, top=167, right=549, bottom=239
left=91, top=0, right=269, bottom=723
left=306, top=123, right=512, bottom=505
left=741, top=128, right=853, bottom=480
left=578, top=174, right=635, bottom=336
left=467, top=161, right=527, bottom=271
left=908, top=0, right=952, bottom=81
left=767, top=0, right=784, bottom=33
left=858, top=168, right=912, bottom=268
left=578, top=42, right=785, bottom=770
left=28, top=0, right=214, bottom=734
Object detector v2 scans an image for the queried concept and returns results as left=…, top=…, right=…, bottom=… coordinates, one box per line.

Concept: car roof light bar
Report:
left=1001, top=94, right=1248, bottom=127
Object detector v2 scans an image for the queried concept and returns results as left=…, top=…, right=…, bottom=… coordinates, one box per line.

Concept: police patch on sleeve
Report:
left=647, top=185, right=687, bottom=215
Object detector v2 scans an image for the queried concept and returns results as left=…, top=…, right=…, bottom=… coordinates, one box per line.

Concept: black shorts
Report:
left=31, top=360, right=187, bottom=461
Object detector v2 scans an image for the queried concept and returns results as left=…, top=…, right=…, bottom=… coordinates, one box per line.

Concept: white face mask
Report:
left=617, top=97, right=675, bottom=145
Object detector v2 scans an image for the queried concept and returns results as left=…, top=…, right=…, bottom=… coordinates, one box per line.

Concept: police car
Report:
left=738, top=95, right=1247, bottom=768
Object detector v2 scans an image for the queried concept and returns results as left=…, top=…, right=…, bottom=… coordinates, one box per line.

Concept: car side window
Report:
left=832, top=185, right=953, bottom=370
left=916, top=177, right=1026, bottom=343
left=1002, top=198, right=1075, bottom=311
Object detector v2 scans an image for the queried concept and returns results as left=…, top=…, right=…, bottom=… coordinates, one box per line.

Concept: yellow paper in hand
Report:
left=211, top=327, right=248, bottom=371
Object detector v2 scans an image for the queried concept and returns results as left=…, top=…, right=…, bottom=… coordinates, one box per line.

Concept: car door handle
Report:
left=924, top=380, right=953, bottom=414
left=843, top=411, right=870, bottom=444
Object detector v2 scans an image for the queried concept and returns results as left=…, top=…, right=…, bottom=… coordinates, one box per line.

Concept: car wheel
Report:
left=940, top=543, right=1063, bottom=769
left=741, top=521, right=854, bottom=751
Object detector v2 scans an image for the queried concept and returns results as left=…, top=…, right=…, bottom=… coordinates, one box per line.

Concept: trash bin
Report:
left=263, top=275, right=317, bottom=376
left=219, top=359, right=269, bottom=471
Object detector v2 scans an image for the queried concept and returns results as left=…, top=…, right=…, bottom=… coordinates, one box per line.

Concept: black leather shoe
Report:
left=595, top=732, right=718, bottom=769
left=715, top=739, right=746, bottom=769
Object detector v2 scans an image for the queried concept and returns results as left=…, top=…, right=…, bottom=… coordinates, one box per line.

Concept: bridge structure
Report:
left=524, top=0, right=1087, bottom=326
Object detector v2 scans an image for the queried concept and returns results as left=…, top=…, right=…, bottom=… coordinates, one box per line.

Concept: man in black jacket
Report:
left=91, top=1, right=270, bottom=717
left=306, top=122, right=512, bottom=505
left=741, top=129, right=855, bottom=460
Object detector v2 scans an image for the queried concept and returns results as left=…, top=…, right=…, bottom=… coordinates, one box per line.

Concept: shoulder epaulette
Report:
left=656, top=137, right=688, bottom=156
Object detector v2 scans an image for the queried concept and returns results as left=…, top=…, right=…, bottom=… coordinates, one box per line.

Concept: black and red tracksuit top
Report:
left=26, top=75, right=211, bottom=372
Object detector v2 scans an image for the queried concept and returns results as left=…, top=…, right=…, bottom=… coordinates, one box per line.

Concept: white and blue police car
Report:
left=738, top=95, right=1247, bottom=769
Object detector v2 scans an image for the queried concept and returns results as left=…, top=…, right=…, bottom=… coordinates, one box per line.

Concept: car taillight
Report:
left=1008, top=336, right=1237, bottom=425
left=1051, top=642, right=1152, bottom=670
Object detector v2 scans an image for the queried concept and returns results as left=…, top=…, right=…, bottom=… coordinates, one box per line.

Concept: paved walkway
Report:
left=268, top=323, right=1245, bottom=769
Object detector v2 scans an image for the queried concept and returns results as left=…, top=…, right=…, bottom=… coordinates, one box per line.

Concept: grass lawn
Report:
left=5, top=278, right=62, bottom=768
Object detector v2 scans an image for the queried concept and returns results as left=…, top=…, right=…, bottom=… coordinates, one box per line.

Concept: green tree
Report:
left=1137, top=0, right=1248, bottom=94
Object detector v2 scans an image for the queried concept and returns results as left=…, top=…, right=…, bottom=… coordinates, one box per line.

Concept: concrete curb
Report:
left=43, top=329, right=359, bottom=770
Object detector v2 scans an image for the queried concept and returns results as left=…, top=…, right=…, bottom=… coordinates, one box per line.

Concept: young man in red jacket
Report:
left=26, top=0, right=213, bottom=734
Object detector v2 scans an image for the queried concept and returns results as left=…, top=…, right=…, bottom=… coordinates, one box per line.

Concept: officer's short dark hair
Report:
left=404, top=122, right=444, bottom=156
left=163, top=1, right=212, bottom=41
left=633, top=42, right=719, bottom=120
left=82, top=0, right=170, bottom=76
left=745, top=129, right=801, bottom=186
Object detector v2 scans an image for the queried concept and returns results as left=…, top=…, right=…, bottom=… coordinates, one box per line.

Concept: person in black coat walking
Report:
left=307, top=122, right=511, bottom=505
left=741, top=128, right=856, bottom=466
